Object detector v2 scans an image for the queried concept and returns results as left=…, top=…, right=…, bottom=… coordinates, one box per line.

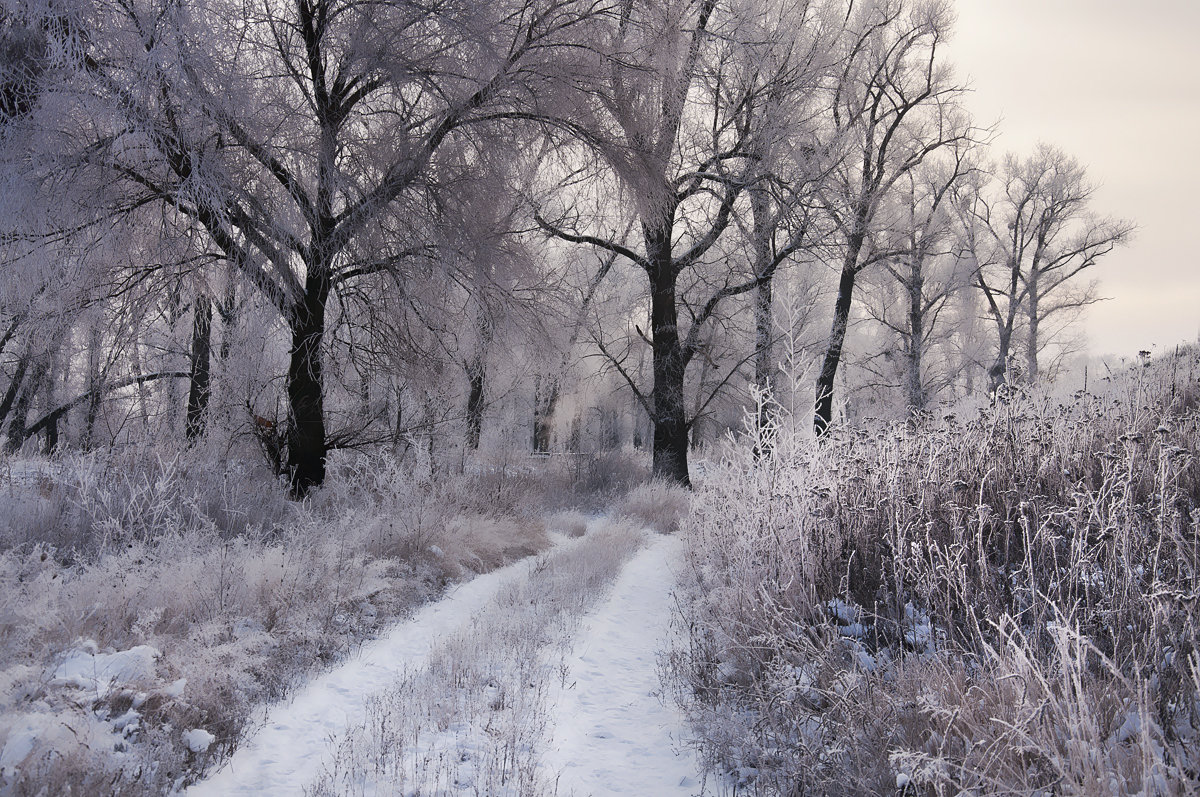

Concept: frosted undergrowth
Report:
left=307, top=518, right=647, bottom=797
left=669, top=364, right=1200, bottom=795
left=0, top=450, right=563, bottom=795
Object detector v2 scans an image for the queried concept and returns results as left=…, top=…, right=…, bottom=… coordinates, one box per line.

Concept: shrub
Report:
left=546, top=509, right=590, bottom=538
left=669, top=351, right=1200, bottom=795
left=616, top=480, right=690, bottom=534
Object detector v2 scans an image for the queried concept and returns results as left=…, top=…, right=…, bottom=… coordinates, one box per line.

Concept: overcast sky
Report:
left=945, top=0, right=1200, bottom=358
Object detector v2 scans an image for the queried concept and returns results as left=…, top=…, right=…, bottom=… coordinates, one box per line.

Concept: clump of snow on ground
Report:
left=0, top=640, right=206, bottom=789
left=183, top=728, right=216, bottom=753
left=51, top=641, right=160, bottom=700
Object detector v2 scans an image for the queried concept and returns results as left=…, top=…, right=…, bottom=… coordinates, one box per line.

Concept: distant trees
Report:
left=861, top=144, right=977, bottom=411
left=737, top=0, right=839, bottom=445
left=962, top=144, right=1133, bottom=390
left=812, top=0, right=972, bottom=434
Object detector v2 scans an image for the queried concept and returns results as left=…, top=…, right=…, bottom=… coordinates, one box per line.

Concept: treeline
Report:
left=0, top=0, right=1131, bottom=494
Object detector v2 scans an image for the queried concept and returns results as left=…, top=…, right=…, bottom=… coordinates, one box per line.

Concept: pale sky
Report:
left=946, top=0, right=1200, bottom=357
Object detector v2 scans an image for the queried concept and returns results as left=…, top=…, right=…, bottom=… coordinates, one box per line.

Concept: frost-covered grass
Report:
left=0, top=447, right=646, bottom=795
left=308, top=517, right=647, bottom=796
left=616, top=479, right=691, bottom=534
left=669, top=348, right=1200, bottom=795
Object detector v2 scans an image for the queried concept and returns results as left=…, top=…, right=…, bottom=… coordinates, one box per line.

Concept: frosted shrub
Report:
left=546, top=509, right=590, bottom=538
left=670, top=350, right=1200, bottom=795
left=0, top=446, right=559, bottom=795
left=561, top=449, right=651, bottom=504
left=616, top=480, right=690, bottom=533
left=440, top=513, right=549, bottom=575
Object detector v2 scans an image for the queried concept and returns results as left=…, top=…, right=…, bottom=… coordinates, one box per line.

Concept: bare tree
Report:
left=27, top=0, right=601, bottom=494
left=812, top=0, right=971, bottom=434
left=964, top=144, right=1133, bottom=391
left=863, top=143, right=977, bottom=410
left=537, top=0, right=837, bottom=484
left=734, top=0, right=841, bottom=447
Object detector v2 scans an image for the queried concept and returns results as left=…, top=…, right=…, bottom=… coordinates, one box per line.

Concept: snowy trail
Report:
left=546, top=533, right=702, bottom=796
left=187, top=551, right=545, bottom=797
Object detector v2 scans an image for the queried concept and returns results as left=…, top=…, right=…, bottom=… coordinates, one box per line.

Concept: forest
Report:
left=0, top=0, right=1196, bottom=795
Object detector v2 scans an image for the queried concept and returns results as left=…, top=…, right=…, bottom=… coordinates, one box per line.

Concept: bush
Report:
left=0, top=447, right=559, bottom=794
left=616, top=480, right=690, bottom=534
left=546, top=509, right=591, bottom=538
left=669, top=351, right=1200, bottom=795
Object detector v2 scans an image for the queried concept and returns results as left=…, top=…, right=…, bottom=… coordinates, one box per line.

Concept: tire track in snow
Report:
left=546, top=533, right=703, bottom=796
left=188, top=552, right=546, bottom=797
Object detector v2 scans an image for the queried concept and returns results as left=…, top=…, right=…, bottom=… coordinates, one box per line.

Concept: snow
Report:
left=188, top=529, right=704, bottom=796
left=0, top=721, right=37, bottom=773
left=826, top=598, right=860, bottom=625
left=545, top=533, right=702, bottom=796
left=188, top=550, right=550, bottom=796
left=50, top=642, right=161, bottom=701
left=0, top=643, right=170, bottom=782
left=111, top=708, right=141, bottom=735
left=183, top=728, right=216, bottom=753
left=0, top=711, right=114, bottom=780
left=902, top=603, right=932, bottom=651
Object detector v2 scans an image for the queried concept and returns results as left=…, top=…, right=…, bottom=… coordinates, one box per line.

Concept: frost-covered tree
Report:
left=536, top=0, right=837, bottom=484
left=963, top=144, right=1133, bottom=390
left=812, top=0, right=971, bottom=434
left=733, top=0, right=841, bottom=445
left=14, top=0, right=601, bottom=493
left=861, top=143, right=977, bottom=411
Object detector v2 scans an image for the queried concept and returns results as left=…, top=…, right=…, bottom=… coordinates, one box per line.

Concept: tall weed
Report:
left=670, top=348, right=1200, bottom=795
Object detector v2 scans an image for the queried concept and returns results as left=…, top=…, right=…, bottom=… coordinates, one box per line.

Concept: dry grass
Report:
left=546, top=509, right=591, bottom=538
left=669, top=347, right=1200, bottom=795
left=308, top=518, right=647, bottom=796
left=616, top=480, right=691, bottom=534
left=0, top=446, right=605, bottom=795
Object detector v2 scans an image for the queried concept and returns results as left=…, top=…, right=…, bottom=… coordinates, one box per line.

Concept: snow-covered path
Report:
left=188, top=552, right=542, bottom=797
left=546, top=534, right=702, bottom=796
left=187, top=528, right=702, bottom=796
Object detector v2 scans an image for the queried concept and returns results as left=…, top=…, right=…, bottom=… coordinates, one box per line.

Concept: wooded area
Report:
left=0, top=0, right=1132, bottom=495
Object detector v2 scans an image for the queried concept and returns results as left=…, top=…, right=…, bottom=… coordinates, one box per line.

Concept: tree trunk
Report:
left=1025, top=275, right=1040, bottom=383
left=82, top=322, right=103, bottom=450
left=285, top=269, right=330, bottom=497
left=41, top=388, right=57, bottom=453
left=646, top=225, right=690, bottom=486
left=465, top=356, right=485, bottom=450
left=815, top=262, right=859, bottom=436
left=989, top=326, right=1012, bottom=395
left=905, top=266, right=925, bottom=411
left=6, top=355, right=46, bottom=454
left=42, top=341, right=62, bottom=453
left=186, top=294, right=212, bottom=440
left=218, top=273, right=237, bottom=361
left=750, top=184, right=776, bottom=453
left=465, top=313, right=490, bottom=450
left=0, top=354, right=29, bottom=438
left=754, top=279, right=774, bottom=398
left=532, top=374, right=556, bottom=453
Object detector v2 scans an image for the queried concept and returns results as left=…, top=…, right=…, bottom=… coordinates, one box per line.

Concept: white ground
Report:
left=187, top=530, right=702, bottom=797
left=545, top=534, right=702, bottom=796
left=188, top=553, right=544, bottom=797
